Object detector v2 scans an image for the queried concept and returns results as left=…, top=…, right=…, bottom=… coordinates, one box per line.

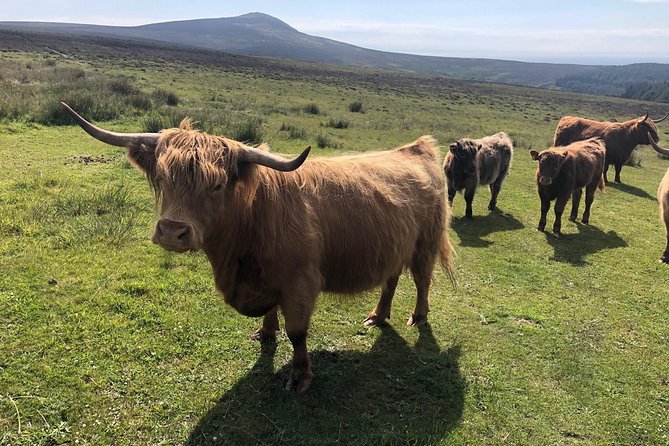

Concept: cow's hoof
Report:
left=553, top=230, right=562, bottom=235
left=250, top=328, right=277, bottom=343
left=363, top=314, right=389, bottom=327
left=285, top=369, right=313, bottom=394
left=465, top=214, right=473, bottom=220
left=568, top=216, right=577, bottom=222
left=488, top=204, right=497, bottom=211
left=407, top=313, right=427, bottom=326
left=537, top=225, right=545, bottom=232
left=661, top=255, right=669, bottom=264
left=582, top=218, right=589, bottom=224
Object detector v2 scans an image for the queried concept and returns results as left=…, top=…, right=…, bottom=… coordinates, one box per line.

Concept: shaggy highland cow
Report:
left=648, top=140, right=669, bottom=262
left=61, top=103, right=456, bottom=393
left=553, top=112, right=668, bottom=184
left=530, top=138, right=606, bottom=235
left=443, top=132, right=513, bottom=218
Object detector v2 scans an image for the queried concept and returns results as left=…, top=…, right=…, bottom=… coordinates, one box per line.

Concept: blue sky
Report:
left=4, top=0, right=669, bottom=64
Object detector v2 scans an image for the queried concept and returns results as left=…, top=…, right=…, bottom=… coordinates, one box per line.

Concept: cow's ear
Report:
left=127, top=143, right=157, bottom=175
left=529, top=150, right=540, bottom=160
left=448, top=143, right=458, bottom=153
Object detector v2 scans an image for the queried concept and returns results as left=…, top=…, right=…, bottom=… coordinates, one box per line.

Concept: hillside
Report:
left=0, top=13, right=603, bottom=88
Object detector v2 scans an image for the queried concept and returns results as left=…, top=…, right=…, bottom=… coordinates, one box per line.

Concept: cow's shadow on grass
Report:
left=186, top=325, right=464, bottom=445
left=608, top=181, right=655, bottom=201
left=544, top=223, right=627, bottom=266
left=450, top=209, right=524, bottom=247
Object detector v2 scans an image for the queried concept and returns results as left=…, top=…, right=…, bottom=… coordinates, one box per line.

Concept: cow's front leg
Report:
left=569, top=189, right=582, bottom=222
left=251, top=306, right=279, bottom=342
left=553, top=193, right=570, bottom=234
left=538, top=194, right=550, bottom=231
left=464, top=186, right=476, bottom=219
left=281, top=288, right=316, bottom=393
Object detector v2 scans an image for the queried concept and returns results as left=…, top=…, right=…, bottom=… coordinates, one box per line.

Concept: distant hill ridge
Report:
left=2, top=12, right=669, bottom=102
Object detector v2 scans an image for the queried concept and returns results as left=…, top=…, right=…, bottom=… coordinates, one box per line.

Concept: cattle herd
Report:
left=61, top=102, right=668, bottom=393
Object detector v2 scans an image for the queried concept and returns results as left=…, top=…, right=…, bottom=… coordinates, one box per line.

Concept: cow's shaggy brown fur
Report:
left=118, top=120, right=456, bottom=393
left=530, top=138, right=606, bottom=234
left=658, top=168, right=669, bottom=263
left=443, top=132, right=513, bottom=218
left=553, top=115, right=661, bottom=184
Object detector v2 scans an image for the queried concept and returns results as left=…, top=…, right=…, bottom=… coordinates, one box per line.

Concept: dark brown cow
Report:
left=61, top=103, right=455, bottom=393
left=443, top=132, right=513, bottom=218
left=553, top=113, right=668, bottom=183
left=530, top=138, right=606, bottom=234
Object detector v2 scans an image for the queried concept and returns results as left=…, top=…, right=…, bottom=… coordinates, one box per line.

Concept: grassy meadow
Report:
left=1, top=38, right=669, bottom=445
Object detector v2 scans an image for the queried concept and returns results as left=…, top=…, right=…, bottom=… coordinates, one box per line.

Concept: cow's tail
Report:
left=598, top=174, right=605, bottom=192
left=439, top=198, right=457, bottom=285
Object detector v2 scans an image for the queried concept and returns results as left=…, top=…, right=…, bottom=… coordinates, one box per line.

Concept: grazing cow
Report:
left=553, top=112, right=668, bottom=184
left=530, top=138, right=606, bottom=235
left=61, top=103, right=455, bottom=393
left=443, top=132, right=513, bottom=218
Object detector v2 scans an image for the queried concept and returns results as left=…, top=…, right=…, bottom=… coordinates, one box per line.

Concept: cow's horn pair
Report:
left=60, top=102, right=310, bottom=171
left=648, top=132, right=669, bottom=156
left=638, top=111, right=669, bottom=124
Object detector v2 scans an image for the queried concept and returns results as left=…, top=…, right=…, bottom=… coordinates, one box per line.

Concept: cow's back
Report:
left=301, top=138, right=446, bottom=293
left=476, top=132, right=513, bottom=185
left=554, top=117, right=606, bottom=146
left=564, top=138, right=606, bottom=188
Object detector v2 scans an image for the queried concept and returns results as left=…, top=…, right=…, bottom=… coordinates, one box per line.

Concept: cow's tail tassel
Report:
left=598, top=175, right=606, bottom=192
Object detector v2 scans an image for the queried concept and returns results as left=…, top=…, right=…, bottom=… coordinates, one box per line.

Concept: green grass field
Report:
left=1, top=39, right=669, bottom=445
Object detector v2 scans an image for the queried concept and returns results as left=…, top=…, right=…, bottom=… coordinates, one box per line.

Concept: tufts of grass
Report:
left=301, top=102, right=322, bottom=115
left=325, top=117, right=350, bottom=129
left=279, top=122, right=307, bottom=139
left=316, top=133, right=342, bottom=149
left=348, top=101, right=365, bottom=113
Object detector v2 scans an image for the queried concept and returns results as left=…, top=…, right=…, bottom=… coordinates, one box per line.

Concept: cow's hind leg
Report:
left=569, top=189, right=582, bottom=222
left=251, top=306, right=280, bottom=342
left=364, top=272, right=401, bottom=326
left=582, top=182, right=598, bottom=224
left=408, top=248, right=437, bottom=326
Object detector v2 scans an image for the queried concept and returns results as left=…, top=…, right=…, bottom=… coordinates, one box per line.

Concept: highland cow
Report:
left=61, top=102, right=455, bottom=394
left=443, top=132, right=513, bottom=218
left=553, top=113, right=668, bottom=184
left=530, top=138, right=606, bottom=235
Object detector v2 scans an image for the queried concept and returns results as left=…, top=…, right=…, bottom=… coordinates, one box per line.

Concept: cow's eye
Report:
left=212, top=183, right=223, bottom=193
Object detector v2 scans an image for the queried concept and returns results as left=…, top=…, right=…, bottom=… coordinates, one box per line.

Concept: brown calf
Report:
left=61, top=103, right=456, bottom=393
left=443, top=132, right=513, bottom=218
left=530, top=138, right=606, bottom=234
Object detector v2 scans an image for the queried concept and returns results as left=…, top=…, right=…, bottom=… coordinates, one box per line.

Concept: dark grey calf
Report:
left=444, top=132, right=513, bottom=218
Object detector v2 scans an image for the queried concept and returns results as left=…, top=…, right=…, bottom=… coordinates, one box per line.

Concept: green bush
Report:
left=325, top=118, right=350, bottom=129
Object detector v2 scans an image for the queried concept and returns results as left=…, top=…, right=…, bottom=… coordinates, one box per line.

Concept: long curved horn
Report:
left=651, top=112, right=669, bottom=123
left=647, top=132, right=669, bottom=156
left=638, top=112, right=649, bottom=123
left=61, top=102, right=159, bottom=147
left=240, top=145, right=311, bottom=172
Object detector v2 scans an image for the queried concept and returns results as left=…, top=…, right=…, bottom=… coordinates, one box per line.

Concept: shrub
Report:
left=348, top=101, right=365, bottom=113
left=325, top=118, right=349, bottom=129
left=302, top=103, right=321, bottom=115
left=316, top=133, right=342, bottom=149
left=153, top=89, right=180, bottom=106
left=279, top=123, right=307, bottom=139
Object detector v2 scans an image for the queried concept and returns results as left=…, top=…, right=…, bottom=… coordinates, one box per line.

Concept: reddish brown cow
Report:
left=553, top=113, right=668, bottom=183
left=530, top=138, right=606, bottom=234
left=443, top=132, right=513, bottom=218
left=61, top=103, right=455, bottom=393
